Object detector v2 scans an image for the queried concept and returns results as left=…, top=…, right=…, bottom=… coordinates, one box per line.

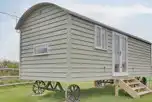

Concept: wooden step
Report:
left=118, top=78, right=152, bottom=98
left=123, top=78, right=135, bottom=81
left=128, top=81, right=140, bottom=85
left=132, top=86, right=146, bottom=90
left=138, top=90, right=152, bottom=96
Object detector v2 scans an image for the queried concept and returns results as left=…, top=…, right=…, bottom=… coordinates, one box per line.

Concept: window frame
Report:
left=95, top=25, right=108, bottom=51
left=33, top=43, right=49, bottom=56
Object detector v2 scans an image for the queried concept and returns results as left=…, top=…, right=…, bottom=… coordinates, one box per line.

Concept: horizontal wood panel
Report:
left=129, top=72, right=152, bottom=75
left=72, top=16, right=94, bottom=27
left=71, top=33, right=112, bottom=44
left=22, top=34, right=67, bottom=46
left=21, top=62, right=67, bottom=66
left=21, top=47, right=67, bottom=54
left=21, top=47, right=67, bottom=56
left=71, top=59, right=112, bottom=65
left=21, top=39, right=67, bottom=50
left=128, top=64, right=150, bottom=68
left=21, top=41, right=67, bottom=51
left=128, top=66, right=150, bottom=70
left=22, top=14, right=67, bottom=32
left=128, top=61, right=150, bottom=66
left=71, top=63, right=112, bottom=68
left=128, top=38, right=150, bottom=47
left=71, top=24, right=94, bottom=35
left=71, top=54, right=111, bottom=61
left=21, top=64, right=67, bottom=68
left=22, top=40, right=67, bottom=51
left=20, top=76, right=67, bottom=82
left=22, top=26, right=67, bottom=39
left=71, top=68, right=111, bottom=73
left=71, top=29, right=94, bottom=38
left=20, top=67, right=68, bottom=73
left=21, top=54, right=67, bottom=61
left=128, top=74, right=152, bottom=77
left=71, top=39, right=93, bottom=48
left=22, top=29, right=67, bottom=42
left=128, top=43, right=150, bottom=51
left=69, top=76, right=112, bottom=82
left=21, top=48, right=67, bottom=57
left=27, top=5, right=51, bottom=18
left=71, top=48, right=112, bottom=56
left=71, top=72, right=112, bottom=78
left=21, top=72, right=66, bottom=77
left=128, top=68, right=152, bottom=72
left=22, top=20, right=67, bottom=35
left=128, top=46, right=150, bottom=54
left=72, top=42, right=112, bottom=52
left=71, top=37, right=112, bottom=49
left=21, top=58, right=66, bottom=63
left=128, top=52, right=150, bottom=58
left=71, top=33, right=93, bottom=43
left=128, top=58, right=150, bottom=63
left=128, top=55, right=150, bottom=61
left=22, top=44, right=67, bottom=54
left=23, top=8, right=65, bottom=26
left=72, top=19, right=94, bottom=31
left=72, top=31, right=94, bottom=40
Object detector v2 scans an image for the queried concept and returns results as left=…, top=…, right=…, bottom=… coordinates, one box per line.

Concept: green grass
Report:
left=0, top=79, right=28, bottom=85
left=0, top=82, right=152, bottom=102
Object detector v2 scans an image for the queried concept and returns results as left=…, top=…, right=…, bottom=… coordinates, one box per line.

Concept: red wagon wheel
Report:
left=33, top=80, right=46, bottom=94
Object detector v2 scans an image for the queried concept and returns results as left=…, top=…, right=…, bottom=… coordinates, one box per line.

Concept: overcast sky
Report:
left=1, top=0, right=152, bottom=61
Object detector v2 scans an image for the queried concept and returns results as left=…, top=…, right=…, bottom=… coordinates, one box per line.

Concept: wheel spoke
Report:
left=73, top=85, right=76, bottom=91
left=70, top=87, right=73, bottom=92
left=38, top=81, right=40, bottom=85
left=73, top=85, right=77, bottom=91
left=75, top=87, right=79, bottom=92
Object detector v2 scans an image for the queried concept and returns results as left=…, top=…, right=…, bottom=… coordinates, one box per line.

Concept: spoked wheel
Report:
left=67, top=84, right=80, bottom=102
left=94, top=80, right=104, bottom=88
left=33, top=80, right=46, bottom=94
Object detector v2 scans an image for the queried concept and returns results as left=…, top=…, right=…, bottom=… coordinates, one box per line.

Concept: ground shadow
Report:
left=80, top=85, right=130, bottom=98
left=39, top=85, right=130, bottom=100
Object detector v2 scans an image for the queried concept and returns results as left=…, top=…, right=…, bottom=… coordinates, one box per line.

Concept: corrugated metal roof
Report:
left=15, top=2, right=151, bottom=44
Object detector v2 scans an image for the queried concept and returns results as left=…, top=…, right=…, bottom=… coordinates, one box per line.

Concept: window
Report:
left=95, top=25, right=108, bottom=50
left=33, top=44, right=48, bottom=55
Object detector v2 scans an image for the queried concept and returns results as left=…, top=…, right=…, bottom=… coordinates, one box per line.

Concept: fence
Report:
left=147, top=77, right=152, bottom=89
left=0, top=68, right=32, bottom=87
left=0, top=68, right=152, bottom=88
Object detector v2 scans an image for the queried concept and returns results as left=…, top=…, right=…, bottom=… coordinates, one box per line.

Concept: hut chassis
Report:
left=33, top=80, right=80, bottom=102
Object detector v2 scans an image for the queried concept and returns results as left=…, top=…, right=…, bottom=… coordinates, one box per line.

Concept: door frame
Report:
left=112, top=32, right=128, bottom=76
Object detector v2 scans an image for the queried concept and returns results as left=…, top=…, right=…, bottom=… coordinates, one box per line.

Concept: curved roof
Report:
left=16, top=2, right=62, bottom=29
left=16, top=2, right=151, bottom=44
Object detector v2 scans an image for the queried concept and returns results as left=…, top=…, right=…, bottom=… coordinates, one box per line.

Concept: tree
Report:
left=0, top=60, right=19, bottom=68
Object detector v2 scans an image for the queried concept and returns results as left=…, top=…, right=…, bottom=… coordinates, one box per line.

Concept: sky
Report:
left=0, top=0, right=152, bottom=61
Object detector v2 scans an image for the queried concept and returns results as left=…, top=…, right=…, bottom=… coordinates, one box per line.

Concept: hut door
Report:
left=113, top=32, right=128, bottom=76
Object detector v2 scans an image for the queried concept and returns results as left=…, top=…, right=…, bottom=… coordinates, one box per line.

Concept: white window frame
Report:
left=33, top=43, right=49, bottom=56
left=95, top=25, right=108, bottom=50
left=112, top=31, right=128, bottom=76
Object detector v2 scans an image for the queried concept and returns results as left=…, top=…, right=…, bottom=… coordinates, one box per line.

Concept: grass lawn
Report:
left=0, top=82, right=152, bottom=102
